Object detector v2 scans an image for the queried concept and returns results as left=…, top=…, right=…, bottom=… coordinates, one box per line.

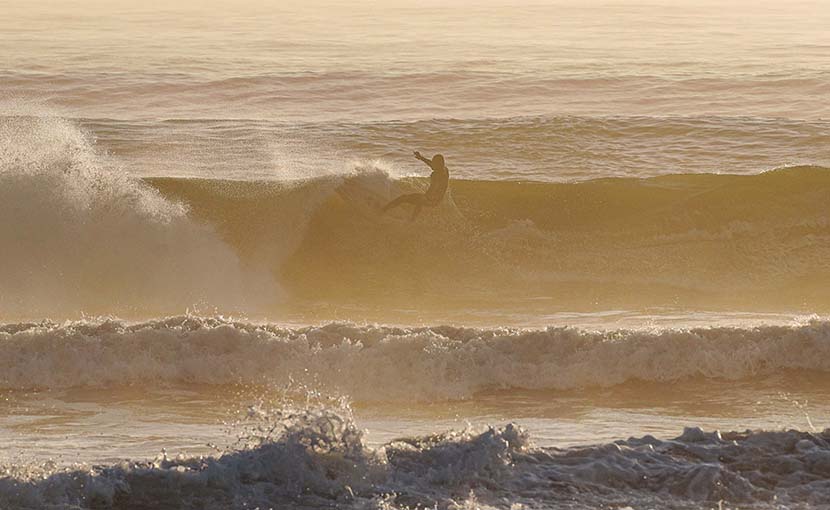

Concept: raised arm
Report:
left=413, top=151, right=432, bottom=167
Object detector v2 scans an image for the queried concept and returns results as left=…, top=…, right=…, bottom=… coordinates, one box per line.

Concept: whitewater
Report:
left=3, top=0, right=830, bottom=508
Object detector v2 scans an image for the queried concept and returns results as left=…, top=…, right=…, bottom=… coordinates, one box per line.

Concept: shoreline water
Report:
left=3, top=390, right=829, bottom=509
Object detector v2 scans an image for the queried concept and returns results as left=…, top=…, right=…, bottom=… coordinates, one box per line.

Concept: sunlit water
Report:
left=2, top=1, right=830, bottom=508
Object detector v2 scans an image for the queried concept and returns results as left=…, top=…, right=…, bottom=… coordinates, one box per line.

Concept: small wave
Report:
left=2, top=400, right=829, bottom=509
left=7, top=68, right=830, bottom=121
left=2, top=316, right=830, bottom=399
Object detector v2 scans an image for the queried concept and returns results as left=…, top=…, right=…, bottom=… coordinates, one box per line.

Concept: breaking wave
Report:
left=2, top=400, right=829, bottom=509
left=2, top=316, right=830, bottom=399
left=2, top=108, right=829, bottom=319
left=0, top=109, right=277, bottom=319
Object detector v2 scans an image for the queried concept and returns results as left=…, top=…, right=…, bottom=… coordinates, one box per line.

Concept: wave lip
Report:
left=0, top=108, right=279, bottom=319
left=2, top=402, right=829, bottom=509
left=2, top=316, right=830, bottom=399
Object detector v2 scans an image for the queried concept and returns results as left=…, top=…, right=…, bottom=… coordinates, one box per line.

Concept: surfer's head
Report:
left=432, top=154, right=445, bottom=167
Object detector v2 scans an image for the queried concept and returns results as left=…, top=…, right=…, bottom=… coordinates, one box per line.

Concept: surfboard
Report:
left=336, top=177, right=410, bottom=222
left=337, top=180, right=385, bottom=213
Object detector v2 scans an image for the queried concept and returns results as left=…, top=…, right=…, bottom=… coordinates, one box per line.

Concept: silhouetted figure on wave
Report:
left=383, top=151, right=449, bottom=220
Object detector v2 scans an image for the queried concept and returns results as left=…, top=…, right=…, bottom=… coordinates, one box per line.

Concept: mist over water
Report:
left=0, top=107, right=279, bottom=319
left=2, top=1, right=830, bottom=508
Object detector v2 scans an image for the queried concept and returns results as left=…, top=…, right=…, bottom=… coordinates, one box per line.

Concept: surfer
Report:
left=382, top=151, right=449, bottom=220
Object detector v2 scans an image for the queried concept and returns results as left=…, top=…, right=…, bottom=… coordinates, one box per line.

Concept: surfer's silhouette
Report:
left=383, top=151, right=449, bottom=220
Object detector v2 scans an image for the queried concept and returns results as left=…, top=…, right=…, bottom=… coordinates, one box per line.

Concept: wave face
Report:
left=2, top=111, right=830, bottom=319
left=2, top=316, right=829, bottom=399
left=148, top=164, right=830, bottom=315
left=0, top=110, right=277, bottom=319
left=2, top=401, right=829, bottom=509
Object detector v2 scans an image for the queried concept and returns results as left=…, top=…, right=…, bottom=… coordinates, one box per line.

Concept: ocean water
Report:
left=2, top=1, right=830, bottom=508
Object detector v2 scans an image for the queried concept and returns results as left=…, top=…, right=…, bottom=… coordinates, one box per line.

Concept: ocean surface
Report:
left=2, top=1, right=830, bottom=508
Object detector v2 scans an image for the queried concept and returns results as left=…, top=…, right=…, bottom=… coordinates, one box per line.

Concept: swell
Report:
left=2, top=316, right=829, bottom=398
left=149, top=165, right=830, bottom=313
left=6, top=70, right=830, bottom=120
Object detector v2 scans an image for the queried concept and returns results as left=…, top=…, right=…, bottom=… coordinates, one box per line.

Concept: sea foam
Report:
left=2, top=399, right=829, bottom=509
left=2, top=316, right=829, bottom=400
left=0, top=106, right=277, bottom=318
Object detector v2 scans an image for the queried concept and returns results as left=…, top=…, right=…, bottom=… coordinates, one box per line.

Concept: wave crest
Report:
left=0, top=109, right=277, bottom=318
left=2, top=316, right=830, bottom=398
